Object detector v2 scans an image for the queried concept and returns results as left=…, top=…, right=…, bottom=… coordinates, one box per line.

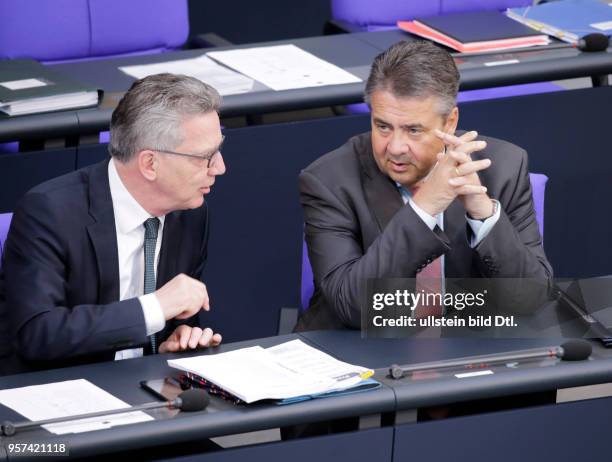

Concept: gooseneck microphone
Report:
left=389, top=340, right=592, bottom=379
left=1, top=388, right=209, bottom=437
left=453, top=32, right=609, bottom=58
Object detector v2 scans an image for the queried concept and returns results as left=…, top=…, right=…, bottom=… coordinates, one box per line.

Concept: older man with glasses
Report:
left=0, top=73, right=226, bottom=374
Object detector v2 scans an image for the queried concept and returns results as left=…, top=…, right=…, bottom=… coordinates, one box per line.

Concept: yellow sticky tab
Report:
left=360, top=370, right=374, bottom=380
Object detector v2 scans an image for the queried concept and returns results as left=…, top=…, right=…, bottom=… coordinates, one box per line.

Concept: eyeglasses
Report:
left=150, top=136, right=225, bottom=168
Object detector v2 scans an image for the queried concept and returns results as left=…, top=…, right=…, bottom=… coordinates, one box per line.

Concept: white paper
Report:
left=591, top=20, right=612, bottom=31
left=267, top=339, right=372, bottom=382
left=168, top=340, right=373, bottom=403
left=0, top=379, right=153, bottom=434
left=0, top=78, right=48, bottom=91
left=207, top=44, right=361, bottom=91
left=119, top=55, right=254, bottom=96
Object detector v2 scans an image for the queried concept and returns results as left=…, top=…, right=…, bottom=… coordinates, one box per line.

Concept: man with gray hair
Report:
left=1, top=73, right=226, bottom=373
left=295, top=41, right=552, bottom=331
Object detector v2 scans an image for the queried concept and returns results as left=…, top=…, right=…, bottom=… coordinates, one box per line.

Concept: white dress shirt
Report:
left=108, top=159, right=166, bottom=360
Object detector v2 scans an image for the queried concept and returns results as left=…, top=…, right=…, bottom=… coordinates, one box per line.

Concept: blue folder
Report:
left=508, top=0, right=612, bottom=40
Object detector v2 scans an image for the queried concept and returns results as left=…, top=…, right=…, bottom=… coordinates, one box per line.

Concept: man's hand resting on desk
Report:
left=159, top=326, right=222, bottom=353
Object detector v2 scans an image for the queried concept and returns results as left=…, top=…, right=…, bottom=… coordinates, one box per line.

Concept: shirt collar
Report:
left=108, top=159, right=165, bottom=234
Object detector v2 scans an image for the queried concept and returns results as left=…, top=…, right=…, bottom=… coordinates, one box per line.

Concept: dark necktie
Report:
left=144, top=217, right=160, bottom=354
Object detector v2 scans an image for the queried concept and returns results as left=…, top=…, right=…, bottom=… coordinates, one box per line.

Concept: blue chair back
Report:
left=0, top=0, right=189, bottom=64
left=300, top=173, right=548, bottom=310
left=332, top=0, right=532, bottom=31
left=0, top=213, right=13, bottom=269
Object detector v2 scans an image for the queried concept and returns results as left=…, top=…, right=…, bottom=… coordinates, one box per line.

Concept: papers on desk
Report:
left=207, top=44, right=362, bottom=91
left=168, top=339, right=378, bottom=404
left=119, top=55, right=254, bottom=96
left=0, top=379, right=153, bottom=435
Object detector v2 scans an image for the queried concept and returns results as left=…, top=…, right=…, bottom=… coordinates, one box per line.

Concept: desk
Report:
left=0, top=333, right=396, bottom=461
left=1, top=331, right=612, bottom=461
left=1, top=30, right=611, bottom=143
left=354, top=30, right=612, bottom=89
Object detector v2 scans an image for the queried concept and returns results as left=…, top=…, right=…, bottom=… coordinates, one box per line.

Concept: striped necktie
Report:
left=143, top=217, right=160, bottom=354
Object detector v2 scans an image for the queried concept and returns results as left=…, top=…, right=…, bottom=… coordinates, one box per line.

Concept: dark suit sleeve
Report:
left=4, top=192, right=147, bottom=363
left=300, top=170, right=450, bottom=328
left=475, top=148, right=553, bottom=281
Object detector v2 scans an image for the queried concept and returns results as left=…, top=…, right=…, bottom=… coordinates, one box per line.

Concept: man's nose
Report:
left=387, top=133, right=408, bottom=156
left=209, top=152, right=226, bottom=176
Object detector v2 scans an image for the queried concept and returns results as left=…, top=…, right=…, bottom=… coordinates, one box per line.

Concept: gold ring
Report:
left=455, top=167, right=461, bottom=176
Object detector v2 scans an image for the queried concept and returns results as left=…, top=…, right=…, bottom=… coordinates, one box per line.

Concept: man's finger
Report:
left=188, top=326, right=203, bottom=349
left=178, top=326, right=192, bottom=349
left=455, top=184, right=488, bottom=195
left=159, top=340, right=179, bottom=354
left=211, top=333, right=222, bottom=347
left=435, top=129, right=478, bottom=147
left=198, top=327, right=214, bottom=347
left=454, top=159, right=492, bottom=177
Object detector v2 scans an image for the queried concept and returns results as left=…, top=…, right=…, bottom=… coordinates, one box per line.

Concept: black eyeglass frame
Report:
left=148, top=135, right=225, bottom=168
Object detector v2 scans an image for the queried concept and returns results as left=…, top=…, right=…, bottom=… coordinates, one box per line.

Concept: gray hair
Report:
left=364, top=41, right=460, bottom=118
left=109, top=73, right=222, bottom=162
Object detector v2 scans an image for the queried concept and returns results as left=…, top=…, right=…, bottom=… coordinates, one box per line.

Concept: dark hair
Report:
left=364, top=41, right=459, bottom=117
left=109, top=73, right=221, bottom=162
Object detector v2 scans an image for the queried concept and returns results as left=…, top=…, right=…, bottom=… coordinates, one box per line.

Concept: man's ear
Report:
left=137, top=150, right=158, bottom=181
left=444, top=106, right=459, bottom=134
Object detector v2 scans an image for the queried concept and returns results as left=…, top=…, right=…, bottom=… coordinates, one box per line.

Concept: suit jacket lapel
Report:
left=358, top=133, right=404, bottom=231
left=86, top=159, right=120, bottom=304
left=157, top=211, right=180, bottom=288
left=444, top=199, right=473, bottom=276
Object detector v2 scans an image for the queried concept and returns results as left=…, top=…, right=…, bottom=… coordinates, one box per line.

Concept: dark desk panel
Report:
left=393, top=396, right=611, bottom=462
left=164, top=427, right=393, bottom=462
left=0, top=148, right=76, bottom=213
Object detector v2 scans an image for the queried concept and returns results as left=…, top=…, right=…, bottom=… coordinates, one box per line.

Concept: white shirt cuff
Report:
left=466, top=200, right=501, bottom=248
left=139, top=293, right=166, bottom=336
left=408, top=198, right=438, bottom=230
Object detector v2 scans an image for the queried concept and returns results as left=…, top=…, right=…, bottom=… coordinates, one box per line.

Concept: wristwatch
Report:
left=482, top=199, right=499, bottom=221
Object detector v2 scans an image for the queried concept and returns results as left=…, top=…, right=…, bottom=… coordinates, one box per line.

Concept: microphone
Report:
left=577, top=33, right=610, bottom=52
left=389, top=340, right=592, bottom=379
left=453, top=33, right=609, bottom=58
left=1, top=388, right=209, bottom=437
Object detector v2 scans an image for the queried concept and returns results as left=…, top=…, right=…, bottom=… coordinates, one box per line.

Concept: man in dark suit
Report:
left=296, top=41, right=553, bottom=331
left=0, top=74, right=226, bottom=374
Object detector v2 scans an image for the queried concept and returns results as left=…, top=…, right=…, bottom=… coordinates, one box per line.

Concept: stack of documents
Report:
left=507, top=0, right=612, bottom=44
left=0, top=60, right=99, bottom=117
left=398, top=11, right=550, bottom=53
left=168, top=339, right=378, bottom=404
